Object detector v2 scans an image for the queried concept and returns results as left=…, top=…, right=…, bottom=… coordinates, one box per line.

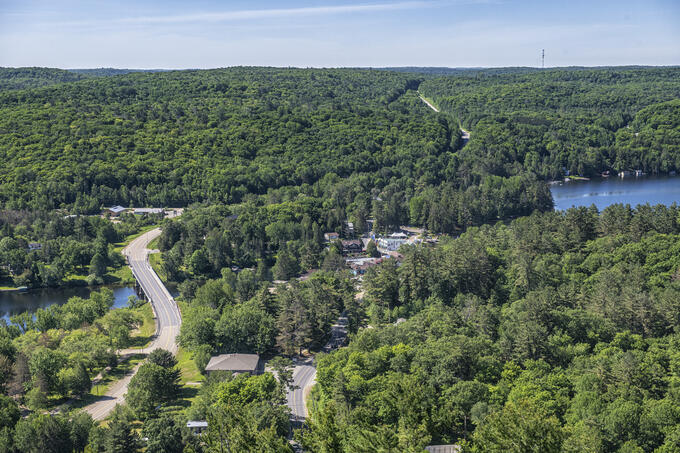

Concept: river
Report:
left=550, top=175, right=680, bottom=211
left=0, top=285, right=135, bottom=321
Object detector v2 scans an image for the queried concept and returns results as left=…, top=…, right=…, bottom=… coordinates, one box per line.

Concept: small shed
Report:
left=204, top=353, right=263, bottom=375
left=186, top=421, right=208, bottom=435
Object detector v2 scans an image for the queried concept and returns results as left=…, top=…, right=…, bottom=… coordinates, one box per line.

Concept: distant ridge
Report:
left=380, top=65, right=678, bottom=76
left=68, top=68, right=172, bottom=76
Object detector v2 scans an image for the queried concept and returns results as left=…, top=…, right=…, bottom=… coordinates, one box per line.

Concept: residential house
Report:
left=346, top=257, right=382, bottom=275
left=104, top=206, right=127, bottom=217
left=341, top=239, right=363, bottom=255
left=204, top=353, right=263, bottom=376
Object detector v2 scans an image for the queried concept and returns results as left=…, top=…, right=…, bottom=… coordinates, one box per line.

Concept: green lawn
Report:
left=148, top=237, right=160, bottom=250
left=107, top=265, right=134, bottom=284
left=177, top=346, right=204, bottom=384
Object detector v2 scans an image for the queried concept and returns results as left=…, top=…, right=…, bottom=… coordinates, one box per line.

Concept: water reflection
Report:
left=0, top=285, right=135, bottom=320
left=551, top=176, right=680, bottom=210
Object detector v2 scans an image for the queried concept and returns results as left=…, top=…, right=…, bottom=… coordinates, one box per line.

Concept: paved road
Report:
left=287, top=361, right=317, bottom=425
left=286, top=316, right=347, bottom=425
left=84, top=228, right=181, bottom=420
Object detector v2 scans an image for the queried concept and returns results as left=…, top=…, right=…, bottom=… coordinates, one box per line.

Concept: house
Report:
left=425, top=445, right=461, bottom=453
left=204, top=353, right=263, bottom=375
left=105, top=206, right=127, bottom=217
left=346, top=257, right=382, bottom=274
left=324, top=232, right=340, bottom=242
left=133, top=208, right=165, bottom=215
left=341, top=239, right=363, bottom=255
left=27, top=243, right=42, bottom=251
left=377, top=232, right=408, bottom=251
left=186, top=421, right=208, bottom=435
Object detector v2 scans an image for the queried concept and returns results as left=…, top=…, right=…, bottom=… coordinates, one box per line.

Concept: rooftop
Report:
left=425, top=446, right=461, bottom=453
left=204, top=353, right=261, bottom=372
left=186, top=421, right=208, bottom=428
left=133, top=208, right=164, bottom=214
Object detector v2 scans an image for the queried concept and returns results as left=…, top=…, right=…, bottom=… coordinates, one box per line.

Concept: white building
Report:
left=377, top=232, right=408, bottom=251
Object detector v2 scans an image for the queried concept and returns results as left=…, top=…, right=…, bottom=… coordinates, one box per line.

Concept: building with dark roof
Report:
left=204, top=353, right=263, bottom=375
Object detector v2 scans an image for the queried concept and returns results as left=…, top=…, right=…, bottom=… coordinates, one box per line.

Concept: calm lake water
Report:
left=0, top=285, right=135, bottom=321
left=551, top=175, right=680, bottom=211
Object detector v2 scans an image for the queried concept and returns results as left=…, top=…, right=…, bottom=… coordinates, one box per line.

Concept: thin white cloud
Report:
left=118, top=2, right=435, bottom=25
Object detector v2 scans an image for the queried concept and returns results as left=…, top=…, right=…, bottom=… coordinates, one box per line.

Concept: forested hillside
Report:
left=0, top=68, right=88, bottom=91
left=303, top=204, right=680, bottom=452
left=419, top=67, right=680, bottom=179
left=0, top=68, right=453, bottom=210
left=1, top=65, right=680, bottom=452
left=0, top=67, right=552, bottom=234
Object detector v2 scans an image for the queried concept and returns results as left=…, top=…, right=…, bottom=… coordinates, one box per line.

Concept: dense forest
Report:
left=419, top=67, right=680, bottom=178
left=0, top=68, right=89, bottom=92
left=0, top=66, right=555, bottom=235
left=302, top=203, right=680, bottom=452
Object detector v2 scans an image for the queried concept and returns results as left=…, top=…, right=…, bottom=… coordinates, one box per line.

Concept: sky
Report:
left=0, top=0, right=678, bottom=68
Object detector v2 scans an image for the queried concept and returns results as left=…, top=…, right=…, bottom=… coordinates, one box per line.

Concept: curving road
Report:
left=287, top=361, right=317, bottom=425
left=84, top=228, right=181, bottom=420
left=286, top=315, right=347, bottom=426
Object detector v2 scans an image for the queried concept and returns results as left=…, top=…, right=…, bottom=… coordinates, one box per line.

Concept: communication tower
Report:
left=541, top=49, right=545, bottom=69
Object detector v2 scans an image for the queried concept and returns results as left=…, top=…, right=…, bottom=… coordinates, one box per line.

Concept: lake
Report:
left=0, top=285, right=135, bottom=321
left=550, top=175, right=680, bottom=211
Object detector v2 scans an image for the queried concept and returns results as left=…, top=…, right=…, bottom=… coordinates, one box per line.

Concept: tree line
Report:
left=419, top=67, right=680, bottom=179
left=302, top=203, right=680, bottom=452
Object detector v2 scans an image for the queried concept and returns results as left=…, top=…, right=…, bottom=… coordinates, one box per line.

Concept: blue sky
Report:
left=1, top=0, right=678, bottom=68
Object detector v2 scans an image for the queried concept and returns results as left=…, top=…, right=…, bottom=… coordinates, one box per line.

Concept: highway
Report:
left=84, top=228, right=181, bottom=420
